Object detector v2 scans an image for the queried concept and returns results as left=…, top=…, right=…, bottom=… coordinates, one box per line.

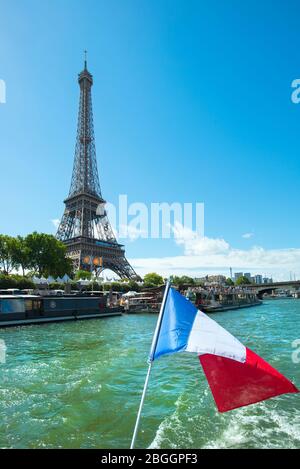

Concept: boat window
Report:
left=0, top=299, right=25, bottom=313
left=25, top=300, right=41, bottom=312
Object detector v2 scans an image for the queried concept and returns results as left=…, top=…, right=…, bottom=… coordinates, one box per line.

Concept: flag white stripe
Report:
left=185, top=311, right=246, bottom=363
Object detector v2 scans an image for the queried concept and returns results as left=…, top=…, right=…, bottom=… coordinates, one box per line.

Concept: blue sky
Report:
left=1, top=0, right=300, bottom=279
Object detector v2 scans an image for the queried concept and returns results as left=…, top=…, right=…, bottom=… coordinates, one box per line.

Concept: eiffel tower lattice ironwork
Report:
left=56, top=57, right=138, bottom=279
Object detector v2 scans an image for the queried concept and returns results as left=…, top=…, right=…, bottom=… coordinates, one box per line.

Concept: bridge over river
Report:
left=245, top=281, right=300, bottom=298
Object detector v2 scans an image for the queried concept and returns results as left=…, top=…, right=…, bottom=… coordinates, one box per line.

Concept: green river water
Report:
left=0, top=299, right=299, bottom=449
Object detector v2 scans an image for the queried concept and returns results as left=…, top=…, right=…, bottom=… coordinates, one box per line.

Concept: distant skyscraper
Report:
left=263, top=277, right=273, bottom=284
left=253, top=275, right=263, bottom=284
left=234, top=272, right=243, bottom=281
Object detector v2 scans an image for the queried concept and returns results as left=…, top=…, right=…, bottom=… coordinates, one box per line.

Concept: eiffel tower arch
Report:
left=56, top=57, right=139, bottom=280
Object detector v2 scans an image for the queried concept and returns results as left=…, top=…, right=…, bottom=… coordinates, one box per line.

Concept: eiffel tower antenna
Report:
left=56, top=59, right=138, bottom=279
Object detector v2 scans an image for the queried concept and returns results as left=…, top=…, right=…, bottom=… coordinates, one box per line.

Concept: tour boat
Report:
left=194, top=291, right=262, bottom=313
left=0, top=294, right=122, bottom=327
left=121, top=292, right=161, bottom=314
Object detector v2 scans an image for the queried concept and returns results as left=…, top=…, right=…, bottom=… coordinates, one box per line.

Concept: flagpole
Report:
left=130, top=279, right=171, bottom=449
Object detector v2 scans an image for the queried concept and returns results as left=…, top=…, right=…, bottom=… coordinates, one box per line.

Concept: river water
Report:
left=0, top=299, right=299, bottom=448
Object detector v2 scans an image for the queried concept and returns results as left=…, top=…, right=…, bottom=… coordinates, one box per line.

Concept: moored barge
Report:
left=0, top=294, right=122, bottom=327
left=194, top=290, right=262, bottom=313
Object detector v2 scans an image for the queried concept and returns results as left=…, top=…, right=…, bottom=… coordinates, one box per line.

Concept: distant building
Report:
left=234, top=272, right=243, bottom=281
left=244, top=273, right=251, bottom=281
left=253, top=275, right=263, bottom=284
left=263, top=277, right=273, bottom=284
left=199, top=275, right=227, bottom=285
left=208, top=275, right=227, bottom=284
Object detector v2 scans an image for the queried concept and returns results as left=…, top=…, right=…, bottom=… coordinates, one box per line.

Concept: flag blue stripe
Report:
left=152, top=288, right=198, bottom=360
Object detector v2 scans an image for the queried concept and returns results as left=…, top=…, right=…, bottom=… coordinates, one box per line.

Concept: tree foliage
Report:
left=25, top=232, right=73, bottom=277
left=0, top=274, right=35, bottom=290
left=235, top=276, right=252, bottom=285
left=127, top=280, right=141, bottom=291
left=0, top=235, right=19, bottom=274
left=225, top=277, right=234, bottom=286
left=143, top=272, right=164, bottom=287
left=11, top=236, right=30, bottom=276
left=0, top=232, right=73, bottom=278
left=75, top=269, right=92, bottom=280
left=171, top=275, right=195, bottom=286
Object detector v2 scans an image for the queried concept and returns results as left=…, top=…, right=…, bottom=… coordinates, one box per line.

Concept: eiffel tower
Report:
left=56, top=56, right=138, bottom=279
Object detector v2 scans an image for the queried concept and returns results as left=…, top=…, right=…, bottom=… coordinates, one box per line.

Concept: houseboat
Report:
left=0, top=294, right=123, bottom=327
left=121, top=292, right=161, bottom=314
left=193, top=290, right=262, bottom=313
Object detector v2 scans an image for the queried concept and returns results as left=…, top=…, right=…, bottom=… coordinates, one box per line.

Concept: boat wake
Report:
left=148, top=392, right=300, bottom=449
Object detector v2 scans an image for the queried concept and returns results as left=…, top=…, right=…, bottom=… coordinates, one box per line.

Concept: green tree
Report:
left=49, top=282, right=65, bottom=290
left=12, top=276, right=35, bottom=289
left=110, top=282, right=123, bottom=292
left=0, top=274, right=17, bottom=289
left=225, top=277, right=234, bottom=286
left=143, top=272, right=164, bottom=287
left=180, top=276, right=195, bottom=285
left=172, top=275, right=195, bottom=286
left=170, top=275, right=195, bottom=287
left=127, top=280, right=141, bottom=291
left=0, top=274, right=34, bottom=289
left=11, top=236, right=30, bottom=276
left=25, top=232, right=73, bottom=277
left=235, top=276, right=251, bottom=285
left=0, top=235, right=19, bottom=274
left=75, top=269, right=92, bottom=280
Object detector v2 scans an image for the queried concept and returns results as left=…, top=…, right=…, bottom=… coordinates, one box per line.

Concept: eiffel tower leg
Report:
left=99, top=255, right=140, bottom=280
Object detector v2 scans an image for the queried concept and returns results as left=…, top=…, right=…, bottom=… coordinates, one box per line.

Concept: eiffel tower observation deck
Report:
left=56, top=56, right=138, bottom=279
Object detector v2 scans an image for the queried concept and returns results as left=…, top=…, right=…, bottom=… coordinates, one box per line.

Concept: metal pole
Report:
left=130, top=360, right=153, bottom=450
left=130, top=279, right=171, bottom=449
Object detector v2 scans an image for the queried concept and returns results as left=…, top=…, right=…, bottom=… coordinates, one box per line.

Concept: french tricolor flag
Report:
left=151, top=287, right=298, bottom=413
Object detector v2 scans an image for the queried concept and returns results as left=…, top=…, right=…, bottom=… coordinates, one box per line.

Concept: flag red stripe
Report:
left=199, top=347, right=299, bottom=413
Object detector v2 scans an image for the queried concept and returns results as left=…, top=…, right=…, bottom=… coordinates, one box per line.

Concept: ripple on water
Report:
left=0, top=302, right=299, bottom=448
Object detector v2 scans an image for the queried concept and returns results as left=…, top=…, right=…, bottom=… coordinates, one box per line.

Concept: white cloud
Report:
left=242, top=232, right=254, bottom=239
left=51, top=219, right=60, bottom=229
left=172, top=221, right=230, bottom=255
left=129, top=222, right=300, bottom=281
